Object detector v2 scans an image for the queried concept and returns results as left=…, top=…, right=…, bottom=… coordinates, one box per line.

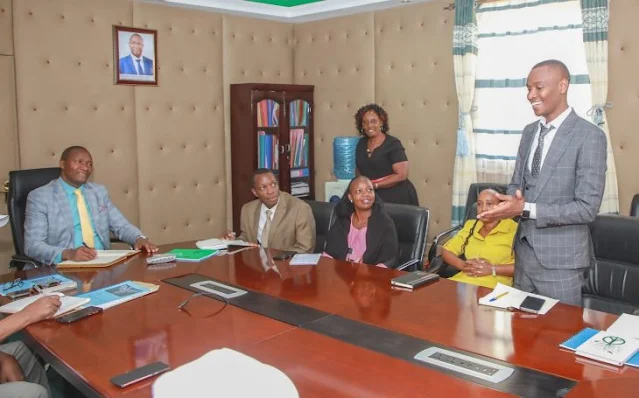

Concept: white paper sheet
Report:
left=478, top=283, right=559, bottom=315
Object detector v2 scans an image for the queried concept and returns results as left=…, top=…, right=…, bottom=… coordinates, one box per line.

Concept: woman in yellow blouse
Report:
left=442, top=188, right=517, bottom=289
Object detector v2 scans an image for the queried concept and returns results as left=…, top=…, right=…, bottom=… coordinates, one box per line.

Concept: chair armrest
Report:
left=396, top=259, right=421, bottom=272
left=427, top=225, right=462, bottom=262
left=426, top=256, right=445, bottom=274
left=10, top=255, right=42, bottom=270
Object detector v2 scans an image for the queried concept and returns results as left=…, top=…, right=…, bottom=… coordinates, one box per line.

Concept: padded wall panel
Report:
left=223, top=15, right=294, bottom=226
left=0, top=0, right=13, bottom=55
left=0, top=57, right=18, bottom=273
left=133, top=3, right=225, bottom=244
left=12, top=0, right=140, bottom=225
left=608, top=0, right=639, bottom=215
left=374, top=2, right=457, bottom=238
left=293, top=13, right=375, bottom=202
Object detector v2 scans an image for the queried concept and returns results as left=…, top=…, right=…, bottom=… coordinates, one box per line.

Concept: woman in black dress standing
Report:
left=354, top=104, right=419, bottom=206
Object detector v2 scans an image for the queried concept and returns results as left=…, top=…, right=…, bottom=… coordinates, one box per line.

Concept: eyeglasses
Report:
left=178, top=292, right=228, bottom=318
left=3, top=278, right=23, bottom=292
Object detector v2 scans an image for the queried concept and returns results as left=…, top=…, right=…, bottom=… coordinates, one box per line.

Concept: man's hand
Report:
left=22, top=295, right=62, bottom=324
left=135, top=237, right=158, bottom=253
left=477, top=189, right=525, bottom=223
left=0, top=352, right=24, bottom=383
left=62, top=247, right=97, bottom=261
left=220, top=230, right=236, bottom=240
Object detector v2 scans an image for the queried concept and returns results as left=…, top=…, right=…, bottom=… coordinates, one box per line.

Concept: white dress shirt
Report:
left=524, top=106, right=573, bottom=219
left=257, top=201, right=278, bottom=245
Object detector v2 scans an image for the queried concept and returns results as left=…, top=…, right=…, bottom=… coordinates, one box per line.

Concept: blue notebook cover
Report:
left=1, top=274, right=76, bottom=296
left=560, top=327, right=639, bottom=367
left=76, top=281, right=148, bottom=307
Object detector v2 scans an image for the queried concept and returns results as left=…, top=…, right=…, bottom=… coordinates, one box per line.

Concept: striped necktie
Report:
left=74, top=189, right=95, bottom=247
left=531, top=124, right=554, bottom=178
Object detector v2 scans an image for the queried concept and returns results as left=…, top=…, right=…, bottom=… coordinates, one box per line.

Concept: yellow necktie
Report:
left=74, top=189, right=95, bottom=247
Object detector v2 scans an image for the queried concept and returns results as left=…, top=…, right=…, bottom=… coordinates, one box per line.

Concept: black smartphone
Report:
left=110, top=361, right=171, bottom=388
left=273, top=251, right=296, bottom=260
left=519, top=296, right=545, bottom=314
left=56, top=306, right=103, bottom=324
left=7, top=288, right=32, bottom=300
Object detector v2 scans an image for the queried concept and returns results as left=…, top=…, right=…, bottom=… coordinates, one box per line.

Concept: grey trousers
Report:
left=0, top=341, right=50, bottom=398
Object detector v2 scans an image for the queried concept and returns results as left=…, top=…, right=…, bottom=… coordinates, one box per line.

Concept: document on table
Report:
left=606, top=313, right=639, bottom=339
left=478, top=283, right=559, bottom=315
left=289, top=253, right=321, bottom=266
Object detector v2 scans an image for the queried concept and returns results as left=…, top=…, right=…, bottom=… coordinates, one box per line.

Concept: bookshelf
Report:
left=230, top=83, right=315, bottom=230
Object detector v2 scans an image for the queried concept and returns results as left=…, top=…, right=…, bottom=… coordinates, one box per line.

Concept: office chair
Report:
left=305, top=200, right=336, bottom=253
left=384, top=203, right=429, bottom=271
left=427, top=183, right=508, bottom=277
left=7, top=167, right=62, bottom=268
left=630, top=194, right=639, bottom=217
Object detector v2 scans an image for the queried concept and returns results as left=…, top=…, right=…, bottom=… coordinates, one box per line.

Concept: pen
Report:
left=489, top=291, right=509, bottom=302
left=32, top=284, right=43, bottom=295
left=82, top=241, right=92, bottom=249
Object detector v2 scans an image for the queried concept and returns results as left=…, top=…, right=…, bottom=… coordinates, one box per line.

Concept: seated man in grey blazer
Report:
left=24, top=146, right=158, bottom=265
left=0, top=295, right=61, bottom=397
left=478, top=60, right=606, bottom=306
left=222, top=169, right=316, bottom=253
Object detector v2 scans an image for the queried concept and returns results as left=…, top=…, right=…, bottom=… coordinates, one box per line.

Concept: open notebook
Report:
left=57, top=250, right=140, bottom=269
left=0, top=292, right=90, bottom=318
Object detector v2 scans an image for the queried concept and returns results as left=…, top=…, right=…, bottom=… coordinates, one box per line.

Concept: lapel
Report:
left=519, top=124, right=536, bottom=190
left=268, top=193, right=288, bottom=243
left=53, top=179, right=74, bottom=234
left=530, top=110, right=578, bottom=202
left=83, top=183, right=108, bottom=247
left=250, top=200, right=262, bottom=242
left=363, top=207, right=384, bottom=261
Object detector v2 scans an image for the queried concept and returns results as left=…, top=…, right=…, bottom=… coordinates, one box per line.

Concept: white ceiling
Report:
left=154, top=0, right=434, bottom=23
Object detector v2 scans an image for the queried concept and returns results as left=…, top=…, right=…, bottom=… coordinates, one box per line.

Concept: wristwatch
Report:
left=492, top=264, right=497, bottom=277
left=521, top=209, right=530, bottom=219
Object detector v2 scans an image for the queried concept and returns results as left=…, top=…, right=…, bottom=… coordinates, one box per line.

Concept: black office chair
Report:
left=384, top=203, right=429, bottom=271
left=630, top=194, right=639, bottom=217
left=427, top=182, right=508, bottom=277
left=306, top=200, right=336, bottom=253
left=7, top=167, right=62, bottom=268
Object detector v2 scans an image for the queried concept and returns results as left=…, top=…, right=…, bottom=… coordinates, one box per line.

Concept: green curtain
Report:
left=451, top=0, right=478, bottom=225
left=581, top=0, right=619, bottom=213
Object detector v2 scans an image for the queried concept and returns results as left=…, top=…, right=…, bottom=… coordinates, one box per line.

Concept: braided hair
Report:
left=458, top=186, right=507, bottom=259
left=354, top=104, right=389, bottom=135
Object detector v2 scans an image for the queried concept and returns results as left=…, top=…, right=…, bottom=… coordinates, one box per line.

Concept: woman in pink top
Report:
left=323, top=176, right=398, bottom=268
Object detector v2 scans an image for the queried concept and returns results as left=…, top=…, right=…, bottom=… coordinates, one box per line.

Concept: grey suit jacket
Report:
left=24, top=178, right=143, bottom=265
left=237, top=192, right=316, bottom=253
left=508, top=110, right=607, bottom=269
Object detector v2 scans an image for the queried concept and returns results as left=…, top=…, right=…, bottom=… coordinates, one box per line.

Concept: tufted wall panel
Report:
left=12, top=0, right=140, bottom=229
left=374, top=1, right=456, bottom=234
left=132, top=3, right=225, bottom=244
left=293, top=13, right=375, bottom=202
left=608, top=0, right=639, bottom=216
left=222, top=15, right=294, bottom=226
left=0, top=0, right=12, bottom=55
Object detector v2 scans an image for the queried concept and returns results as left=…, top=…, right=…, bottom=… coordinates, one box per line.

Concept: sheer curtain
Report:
left=472, top=0, right=592, bottom=184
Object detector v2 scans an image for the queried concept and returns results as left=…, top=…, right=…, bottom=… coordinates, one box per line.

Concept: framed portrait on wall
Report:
left=113, top=26, right=158, bottom=86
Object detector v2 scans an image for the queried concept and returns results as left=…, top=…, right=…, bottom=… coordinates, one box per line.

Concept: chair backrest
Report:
left=305, top=200, right=336, bottom=253
left=464, top=183, right=509, bottom=220
left=384, top=203, right=429, bottom=268
left=631, top=194, right=639, bottom=217
left=7, top=167, right=61, bottom=256
left=584, top=214, right=639, bottom=315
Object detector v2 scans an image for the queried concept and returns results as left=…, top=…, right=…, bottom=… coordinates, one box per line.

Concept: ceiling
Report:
left=156, top=0, right=433, bottom=23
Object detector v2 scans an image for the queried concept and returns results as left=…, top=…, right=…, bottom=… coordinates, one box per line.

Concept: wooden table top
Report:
left=8, top=243, right=639, bottom=397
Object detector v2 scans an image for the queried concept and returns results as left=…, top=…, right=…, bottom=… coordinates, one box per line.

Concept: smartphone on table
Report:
left=110, top=361, right=171, bottom=388
left=56, top=306, right=103, bottom=324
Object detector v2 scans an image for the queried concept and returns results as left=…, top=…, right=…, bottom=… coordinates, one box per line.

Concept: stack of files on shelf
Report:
left=0, top=274, right=77, bottom=296
left=291, top=181, right=310, bottom=197
left=289, top=100, right=309, bottom=127
left=258, top=131, right=278, bottom=170
left=76, top=280, right=159, bottom=310
left=560, top=314, right=639, bottom=367
left=257, top=100, right=279, bottom=127
left=0, top=292, right=90, bottom=317
left=289, top=129, right=308, bottom=168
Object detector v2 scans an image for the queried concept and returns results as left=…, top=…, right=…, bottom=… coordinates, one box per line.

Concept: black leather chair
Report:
left=630, top=194, right=639, bottom=217
left=384, top=203, right=429, bottom=271
left=306, top=200, right=336, bottom=253
left=7, top=167, right=62, bottom=268
left=583, top=214, right=639, bottom=315
left=427, top=182, right=508, bottom=277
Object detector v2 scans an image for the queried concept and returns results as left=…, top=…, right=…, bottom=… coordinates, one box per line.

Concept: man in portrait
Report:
left=119, top=33, right=154, bottom=76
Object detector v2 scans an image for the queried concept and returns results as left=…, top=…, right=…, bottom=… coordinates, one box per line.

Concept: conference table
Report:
left=6, top=243, right=639, bottom=397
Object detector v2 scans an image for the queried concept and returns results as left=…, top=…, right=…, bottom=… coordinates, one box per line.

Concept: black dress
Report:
left=355, top=135, right=419, bottom=206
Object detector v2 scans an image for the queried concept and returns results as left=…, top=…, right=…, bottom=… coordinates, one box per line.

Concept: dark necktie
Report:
left=136, top=59, right=143, bottom=75
left=531, top=124, right=554, bottom=178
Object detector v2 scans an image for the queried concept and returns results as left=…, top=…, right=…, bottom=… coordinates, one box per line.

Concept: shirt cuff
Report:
left=524, top=202, right=537, bottom=219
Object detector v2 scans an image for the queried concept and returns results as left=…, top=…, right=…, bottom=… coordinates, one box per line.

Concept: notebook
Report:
left=75, top=280, right=159, bottom=310
left=0, top=292, right=90, bottom=318
left=606, top=313, right=639, bottom=340
left=391, top=271, right=439, bottom=289
left=575, top=330, right=639, bottom=366
left=196, top=238, right=254, bottom=250
left=1, top=274, right=77, bottom=297
left=560, top=325, right=639, bottom=368
left=478, top=283, right=559, bottom=315
left=167, top=249, right=218, bottom=262
left=289, top=253, right=321, bottom=266
left=57, top=250, right=140, bottom=269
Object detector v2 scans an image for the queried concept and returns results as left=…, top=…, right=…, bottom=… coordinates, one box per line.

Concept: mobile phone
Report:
left=7, top=288, right=32, bottom=300
left=519, top=296, right=545, bottom=314
left=273, top=251, right=296, bottom=260
left=56, top=306, right=103, bottom=324
left=110, top=361, right=171, bottom=388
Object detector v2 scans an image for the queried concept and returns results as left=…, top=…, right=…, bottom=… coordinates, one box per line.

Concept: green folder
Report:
left=167, top=249, right=218, bottom=262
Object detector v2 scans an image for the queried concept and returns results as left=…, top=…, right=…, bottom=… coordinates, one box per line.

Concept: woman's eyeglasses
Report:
left=3, top=278, right=24, bottom=292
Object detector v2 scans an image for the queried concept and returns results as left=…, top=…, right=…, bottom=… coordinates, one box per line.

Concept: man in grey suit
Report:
left=478, top=60, right=607, bottom=306
left=24, top=146, right=158, bottom=265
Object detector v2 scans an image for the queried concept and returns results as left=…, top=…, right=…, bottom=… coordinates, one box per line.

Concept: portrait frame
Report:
left=113, top=26, right=158, bottom=86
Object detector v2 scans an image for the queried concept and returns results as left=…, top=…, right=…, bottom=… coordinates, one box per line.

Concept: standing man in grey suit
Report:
left=478, top=60, right=607, bottom=305
left=24, top=146, right=158, bottom=265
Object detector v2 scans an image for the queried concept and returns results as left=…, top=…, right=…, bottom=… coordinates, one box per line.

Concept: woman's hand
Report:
left=463, top=258, right=493, bottom=277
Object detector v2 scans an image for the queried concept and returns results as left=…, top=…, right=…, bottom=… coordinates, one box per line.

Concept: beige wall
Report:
left=0, top=0, right=638, bottom=273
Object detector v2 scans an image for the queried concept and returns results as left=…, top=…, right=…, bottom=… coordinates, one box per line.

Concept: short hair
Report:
left=129, top=33, right=143, bottom=43
left=252, top=168, right=275, bottom=187
left=60, top=146, right=89, bottom=161
left=354, top=104, right=389, bottom=135
left=532, top=59, right=571, bottom=83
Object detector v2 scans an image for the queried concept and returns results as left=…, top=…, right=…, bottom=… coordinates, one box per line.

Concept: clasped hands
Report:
left=477, top=189, right=525, bottom=223
left=463, top=258, right=492, bottom=277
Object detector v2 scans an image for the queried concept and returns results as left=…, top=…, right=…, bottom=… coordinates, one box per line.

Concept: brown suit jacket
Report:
left=237, top=192, right=316, bottom=253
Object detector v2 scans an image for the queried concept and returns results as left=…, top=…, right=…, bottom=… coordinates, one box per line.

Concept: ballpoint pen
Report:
left=489, top=291, right=509, bottom=302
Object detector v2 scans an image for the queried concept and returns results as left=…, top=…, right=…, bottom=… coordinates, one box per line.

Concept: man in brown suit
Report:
left=224, top=169, right=316, bottom=253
